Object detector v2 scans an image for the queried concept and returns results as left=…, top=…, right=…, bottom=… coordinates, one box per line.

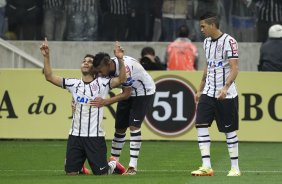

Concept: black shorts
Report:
left=195, top=94, right=239, bottom=133
left=65, top=135, right=109, bottom=175
left=115, top=94, right=155, bottom=129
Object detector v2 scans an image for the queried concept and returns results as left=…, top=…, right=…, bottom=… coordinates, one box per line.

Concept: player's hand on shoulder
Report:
left=40, top=37, right=49, bottom=57
left=114, top=41, right=124, bottom=59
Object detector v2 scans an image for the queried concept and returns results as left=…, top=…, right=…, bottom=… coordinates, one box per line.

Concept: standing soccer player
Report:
left=92, top=50, right=156, bottom=175
left=191, top=12, right=240, bottom=176
left=40, top=38, right=127, bottom=175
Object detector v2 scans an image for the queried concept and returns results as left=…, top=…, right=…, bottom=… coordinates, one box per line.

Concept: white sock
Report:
left=111, top=132, right=126, bottom=161
left=129, top=129, right=141, bottom=169
left=197, top=128, right=211, bottom=168
left=226, top=131, right=239, bottom=171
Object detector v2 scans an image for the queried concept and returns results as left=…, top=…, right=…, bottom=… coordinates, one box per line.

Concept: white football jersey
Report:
left=62, top=77, right=111, bottom=137
left=202, top=33, right=239, bottom=98
left=111, top=56, right=156, bottom=96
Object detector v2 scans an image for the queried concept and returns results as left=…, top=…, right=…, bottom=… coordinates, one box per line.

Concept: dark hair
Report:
left=199, top=12, right=219, bottom=29
left=141, top=47, right=155, bottom=57
left=178, top=25, right=189, bottom=37
left=84, top=54, right=95, bottom=63
left=93, top=52, right=111, bottom=67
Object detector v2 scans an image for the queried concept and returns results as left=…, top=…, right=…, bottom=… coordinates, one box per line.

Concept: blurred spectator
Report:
left=254, top=0, right=282, bottom=42
left=65, top=0, right=99, bottom=41
left=139, top=46, right=166, bottom=70
left=161, top=0, right=192, bottom=41
left=152, top=0, right=163, bottom=41
left=100, top=0, right=131, bottom=41
left=128, top=0, right=156, bottom=41
left=165, top=25, right=198, bottom=70
left=258, top=24, right=282, bottom=71
left=42, top=0, right=66, bottom=41
left=230, top=0, right=256, bottom=42
left=6, top=0, right=42, bottom=40
left=0, top=0, right=6, bottom=38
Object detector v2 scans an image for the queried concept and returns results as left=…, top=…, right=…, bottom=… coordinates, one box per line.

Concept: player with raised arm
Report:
left=191, top=12, right=240, bottom=177
left=40, top=38, right=126, bottom=175
left=91, top=45, right=156, bottom=175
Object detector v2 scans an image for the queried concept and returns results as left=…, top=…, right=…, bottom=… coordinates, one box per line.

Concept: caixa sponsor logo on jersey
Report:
left=208, top=59, right=223, bottom=68
left=76, top=96, right=90, bottom=103
left=145, top=76, right=196, bottom=136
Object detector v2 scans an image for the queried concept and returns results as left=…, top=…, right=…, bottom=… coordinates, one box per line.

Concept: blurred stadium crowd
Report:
left=0, top=0, right=281, bottom=42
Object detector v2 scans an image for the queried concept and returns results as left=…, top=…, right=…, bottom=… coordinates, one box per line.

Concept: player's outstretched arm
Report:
left=40, top=37, right=63, bottom=87
left=110, top=41, right=127, bottom=88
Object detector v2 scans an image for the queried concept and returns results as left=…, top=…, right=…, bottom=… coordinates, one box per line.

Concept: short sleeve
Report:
left=62, top=78, right=78, bottom=91
left=225, top=37, right=239, bottom=59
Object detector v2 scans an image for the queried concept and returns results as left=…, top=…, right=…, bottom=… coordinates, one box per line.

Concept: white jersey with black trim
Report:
left=202, top=33, right=239, bottom=98
left=112, top=56, right=156, bottom=96
left=62, top=77, right=111, bottom=137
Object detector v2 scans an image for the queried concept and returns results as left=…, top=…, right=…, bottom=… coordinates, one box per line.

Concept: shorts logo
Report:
left=145, top=76, right=196, bottom=136
left=99, top=166, right=106, bottom=170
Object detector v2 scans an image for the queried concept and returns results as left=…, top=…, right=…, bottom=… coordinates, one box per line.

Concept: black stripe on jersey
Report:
left=208, top=41, right=212, bottom=59
left=206, top=70, right=210, bottom=95
left=63, top=78, right=66, bottom=88
left=76, top=81, right=81, bottom=93
left=78, top=104, right=82, bottom=136
left=213, top=69, right=216, bottom=98
left=78, top=84, right=87, bottom=136
left=223, top=67, right=226, bottom=86
left=214, top=40, right=218, bottom=59
left=133, top=87, right=138, bottom=96
left=88, top=84, right=93, bottom=137
left=62, top=78, right=75, bottom=89
left=108, top=78, right=113, bottom=90
left=96, top=82, right=101, bottom=136
left=97, top=107, right=100, bottom=136
left=88, top=107, right=91, bottom=137
left=96, top=80, right=101, bottom=94
left=204, top=39, right=208, bottom=53
left=71, top=113, right=75, bottom=135
left=222, top=34, right=228, bottom=59
left=88, top=84, right=93, bottom=97
left=137, top=80, right=146, bottom=96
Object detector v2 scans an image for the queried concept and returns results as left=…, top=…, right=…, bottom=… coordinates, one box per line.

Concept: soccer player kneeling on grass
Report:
left=40, top=38, right=126, bottom=175
left=191, top=12, right=241, bottom=177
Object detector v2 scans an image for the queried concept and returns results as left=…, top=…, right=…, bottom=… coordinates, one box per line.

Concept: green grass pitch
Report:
left=0, top=140, right=282, bottom=184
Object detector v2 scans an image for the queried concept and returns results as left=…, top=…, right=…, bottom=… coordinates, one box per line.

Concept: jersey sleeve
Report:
left=225, top=37, right=239, bottom=59
left=122, top=65, right=134, bottom=87
left=62, top=78, right=78, bottom=92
